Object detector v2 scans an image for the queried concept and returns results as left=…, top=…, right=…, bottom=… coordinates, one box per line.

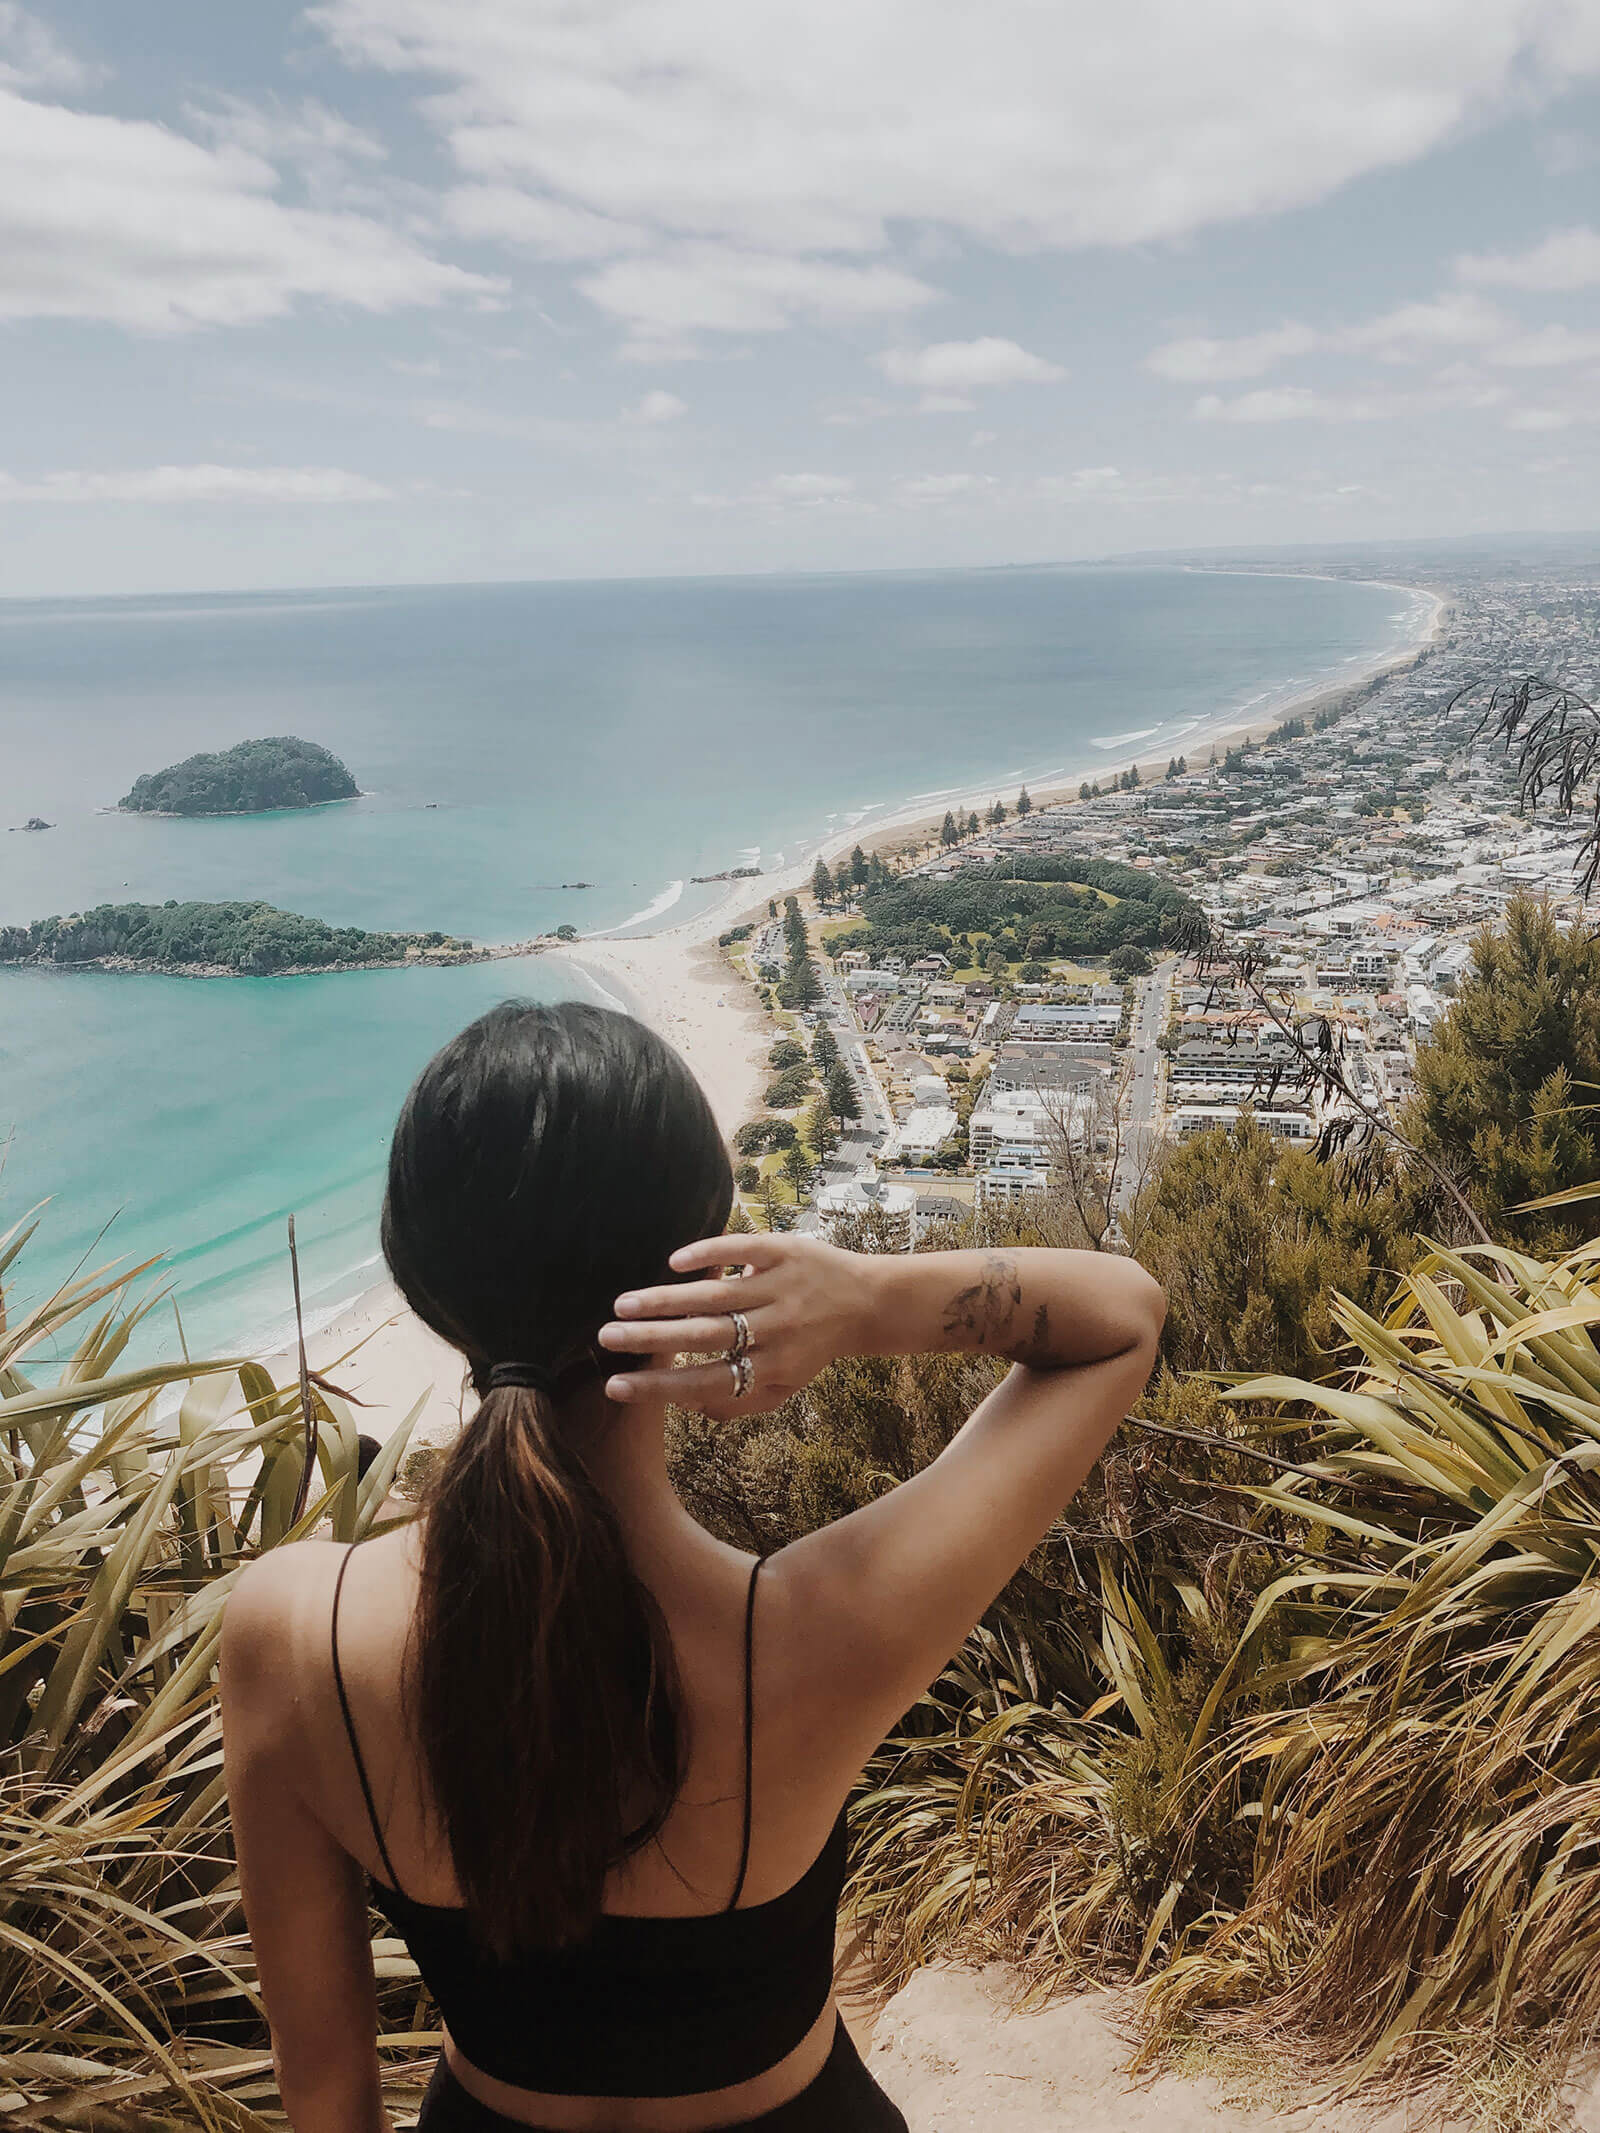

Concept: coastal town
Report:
left=720, top=557, right=1599, bottom=1241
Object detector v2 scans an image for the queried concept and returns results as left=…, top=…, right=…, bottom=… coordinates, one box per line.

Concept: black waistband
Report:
left=416, top=2016, right=909, bottom=2133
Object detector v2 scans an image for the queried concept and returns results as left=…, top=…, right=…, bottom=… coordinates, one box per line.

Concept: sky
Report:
left=2, top=0, right=1599, bottom=596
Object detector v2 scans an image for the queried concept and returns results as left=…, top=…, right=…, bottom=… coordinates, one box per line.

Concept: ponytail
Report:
left=382, top=999, right=732, bottom=1952
left=410, top=1377, right=681, bottom=1953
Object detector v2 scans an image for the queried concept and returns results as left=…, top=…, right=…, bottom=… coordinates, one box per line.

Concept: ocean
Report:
left=0, top=563, right=1426, bottom=1360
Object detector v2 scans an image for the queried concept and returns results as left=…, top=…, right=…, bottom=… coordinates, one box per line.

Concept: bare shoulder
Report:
left=221, top=1539, right=344, bottom=1702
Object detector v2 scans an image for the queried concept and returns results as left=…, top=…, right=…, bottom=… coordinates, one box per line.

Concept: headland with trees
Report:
left=0, top=900, right=483, bottom=976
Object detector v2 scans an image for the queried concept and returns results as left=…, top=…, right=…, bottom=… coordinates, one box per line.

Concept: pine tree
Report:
left=826, top=1060, right=862, bottom=1130
left=849, top=844, right=868, bottom=886
left=940, top=810, right=958, bottom=847
left=1166, top=757, right=1177, bottom=778
left=812, top=857, right=834, bottom=906
left=1079, top=781, right=1091, bottom=801
left=804, top=1094, right=839, bottom=1163
left=1177, top=754, right=1187, bottom=774
left=758, top=1173, right=782, bottom=1231
left=780, top=955, right=823, bottom=1009
left=966, top=810, right=980, bottom=837
left=781, top=1141, right=812, bottom=1200
left=726, top=1200, right=756, bottom=1234
left=812, top=1021, right=839, bottom=1073
left=1016, top=786, right=1031, bottom=815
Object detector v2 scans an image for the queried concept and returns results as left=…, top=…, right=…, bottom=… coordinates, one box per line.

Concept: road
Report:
left=1118, top=957, right=1175, bottom=1207
left=790, top=974, right=894, bottom=1231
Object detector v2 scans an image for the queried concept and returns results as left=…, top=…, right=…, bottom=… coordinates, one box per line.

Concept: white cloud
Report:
left=968, top=428, right=996, bottom=448
left=623, top=389, right=687, bottom=423
left=443, top=185, right=645, bottom=258
left=770, top=472, right=854, bottom=499
left=1506, top=406, right=1574, bottom=429
left=189, top=95, right=387, bottom=200
left=898, top=472, right=992, bottom=501
left=1146, top=323, right=1316, bottom=381
left=0, top=86, right=500, bottom=329
left=580, top=245, right=936, bottom=356
left=877, top=337, right=1063, bottom=389
left=1458, top=224, right=1600, bottom=289
left=1150, top=288, right=1587, bottom=388
left=917, top=393, right=975, bottom=413
left=0, top=464, right=394, bottom=502
left=310, top=0, right=1600, bottom=269
left=1193, top=387, right=1385, bottom=423
left=1069, top=466, right=1126, bottom=493
left=0, top=4, right=94, bottom=90
left=1342, top=291, right=1507, bottom=361
left=1487, top=323, right=1600, bottom=365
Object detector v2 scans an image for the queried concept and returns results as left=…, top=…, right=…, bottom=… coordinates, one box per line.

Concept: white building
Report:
left=1012, top=1003, right=1122, bottom=1043
left=1172, top=1105, right=1317, bottom=1144
left=968, top=1085, right=1097, bottom=1163
left=976, top=1162, right=1050, bottom=1208
left=896, top=1103, right=960, bottom=1162
left=815, top=1169, right=918, bottom=1248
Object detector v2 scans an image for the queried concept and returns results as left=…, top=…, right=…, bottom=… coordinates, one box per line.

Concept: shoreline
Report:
left=166, top=573, right=1449, bottom=1434
left=559, top=576, right=1442, bottom=1127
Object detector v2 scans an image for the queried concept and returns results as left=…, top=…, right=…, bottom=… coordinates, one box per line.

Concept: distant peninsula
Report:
left=118, top=736, right=359, bottom=817
left=0, top=901, right=484, bottom=978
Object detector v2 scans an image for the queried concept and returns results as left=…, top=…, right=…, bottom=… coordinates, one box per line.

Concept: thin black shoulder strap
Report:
left=726, top=1554, right=764, bottom=1912
left=330, top=1544, right=405, bottom=1896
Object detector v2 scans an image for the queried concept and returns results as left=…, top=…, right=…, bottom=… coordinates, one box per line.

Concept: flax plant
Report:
left=0, top=1213, right=431, bottom=2129
left=847, top=1224, right=1600, bottom=2117
left=1142, top=1228, right=1600, bottom=2096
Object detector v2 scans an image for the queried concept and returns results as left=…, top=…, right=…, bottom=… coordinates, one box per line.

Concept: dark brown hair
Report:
left=381, top=999, right=733, bottom=1952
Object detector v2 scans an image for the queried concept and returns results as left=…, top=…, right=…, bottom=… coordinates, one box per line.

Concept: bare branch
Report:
left=1453, top=672, right=1600, bottom=896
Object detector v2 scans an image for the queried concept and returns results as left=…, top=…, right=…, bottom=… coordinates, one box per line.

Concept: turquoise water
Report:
left=0, top=564, right=1422, bottom=1358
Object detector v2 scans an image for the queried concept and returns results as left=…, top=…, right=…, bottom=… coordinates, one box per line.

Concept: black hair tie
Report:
left=483, top=1360, right=561, bottom=1397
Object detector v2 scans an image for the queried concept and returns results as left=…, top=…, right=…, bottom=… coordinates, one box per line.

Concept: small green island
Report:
left=118, top=736, right=359, bottom=816
left=0, top=901, right=484, bottom=977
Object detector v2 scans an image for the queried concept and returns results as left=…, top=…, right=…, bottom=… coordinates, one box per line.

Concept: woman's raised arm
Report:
left=601, top=1235, right=1164, bottom=1768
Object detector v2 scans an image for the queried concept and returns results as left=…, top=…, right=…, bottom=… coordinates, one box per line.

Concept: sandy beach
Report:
left=283, top=576, right=1443, bottom=1446
left=568, top=931, right=773, bottom=1141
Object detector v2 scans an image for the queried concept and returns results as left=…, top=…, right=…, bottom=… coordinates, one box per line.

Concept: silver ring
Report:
left=729, top=1310, right=753, bottom=1359
left=728, top=1354, right=754, bottom=1401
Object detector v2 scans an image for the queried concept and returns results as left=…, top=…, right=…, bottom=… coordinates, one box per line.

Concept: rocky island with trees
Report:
left=0, top=900, right=484, bottom=976
left=117, top=735, right=359, bottom=816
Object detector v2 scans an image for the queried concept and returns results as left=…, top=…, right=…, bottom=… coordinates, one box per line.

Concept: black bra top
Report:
left=329, top=1547, right=847, bottom=2099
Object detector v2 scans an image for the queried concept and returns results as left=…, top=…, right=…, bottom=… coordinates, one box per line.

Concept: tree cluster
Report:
left=852, top=854, right=1198, bottom=966
left=0, top=900, right=468, bottom=974
left=117, top=736, right=358, bottom=816
left=1407, top=896, right=1600, bottom=1249
left=776, top=893, right=823, bottom=1009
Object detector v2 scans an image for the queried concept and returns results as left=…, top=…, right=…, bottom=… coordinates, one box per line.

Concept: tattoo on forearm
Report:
left=941, top=1255, right=1023, bottom=1350
left=1010, top=1302, right=1052, bottom=1366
